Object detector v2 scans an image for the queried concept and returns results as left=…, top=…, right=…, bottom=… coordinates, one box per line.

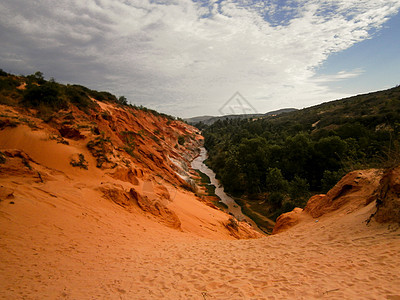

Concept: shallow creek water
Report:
left=191, top=147, right=263, bottom=233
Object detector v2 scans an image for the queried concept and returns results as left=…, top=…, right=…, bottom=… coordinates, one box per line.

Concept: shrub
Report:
left=88, top=90, right=117, bottom=102
left=289, top=176, right=310, bottom=201
left=26, top=71, right=45, bottom=85
left=151, top=135, right=160, bottom=144
left=0, top=76, right=23, bottom=105
left=178, top=135, right=185, bottom=145
left=0, top=69, right=8, bottom=77
left=121, top=131, right=135, bottom=148
left=121, top=131, right=136, bottom=158
left=87, top=134, right=112, bottom=168
left=23, top=81, right=68, bottom=111
left=0, top=151, right=6, bottom=164
left=0, top=76, right=19, bottom=92
left=101, top=111, right=112, bottom=120
left=268, top=192, right=284, bottom=209
left=321, top=170, right=343, bottom=193
left=226, top=217, right=239, bottom=230
left=117, top=96, right=128, bottom=106
left=65, top=85, right=95, bottom=110
left=70, top=154, right=88, bottom=169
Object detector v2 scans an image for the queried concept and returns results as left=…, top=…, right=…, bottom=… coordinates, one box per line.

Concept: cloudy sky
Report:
left=1, top=0, right=400, bottom=117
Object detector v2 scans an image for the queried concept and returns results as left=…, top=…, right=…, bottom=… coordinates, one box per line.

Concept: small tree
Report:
left=27, top=71, right=46, bottom=84
left=265, top=167, right=288, bottom=193
left=289, top=176, right=310, bottom=200
left=269, top=191, right=284, bottom=209
left=117, top=96, right=128, bottom=106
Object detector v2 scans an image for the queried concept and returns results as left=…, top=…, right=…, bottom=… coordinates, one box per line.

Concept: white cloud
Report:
left=313, top=69, right=365, bottom=83
left=0, top=0, right=399, bottom=117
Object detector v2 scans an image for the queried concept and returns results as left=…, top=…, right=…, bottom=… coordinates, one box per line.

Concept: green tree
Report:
left=321, top=170, right=344, bottom=193
left=282, top=132, right=312, bottom=180
left=237, top=137, right=268, bottom=193
left=118, top=96, right=128, bottom=105
left=268, top=191, right=284, bottom=209
left=289, top=176, right=309, bottom=200
left=265, top=167, right=288, bottom=193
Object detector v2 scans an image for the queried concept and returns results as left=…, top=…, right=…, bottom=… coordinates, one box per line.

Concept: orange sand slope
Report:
left=0, top=102, right=259, bottom=240
left=1, top=170, right=399, bottom=299
left=1, top=102, right=400, bottom=299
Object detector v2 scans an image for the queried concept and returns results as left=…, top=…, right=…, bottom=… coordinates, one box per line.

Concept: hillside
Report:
left=0, top=71, right=261, bottom=239
left=185, top=108, right=297, bottom=126
left=202, top=85, right=400, bottom=231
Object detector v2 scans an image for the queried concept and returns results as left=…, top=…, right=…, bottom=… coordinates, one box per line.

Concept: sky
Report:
left=1, top=0, right=400, bottom=118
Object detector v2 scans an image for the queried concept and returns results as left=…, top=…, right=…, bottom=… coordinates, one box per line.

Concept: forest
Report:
left=199, top=86, right=400, bottom=222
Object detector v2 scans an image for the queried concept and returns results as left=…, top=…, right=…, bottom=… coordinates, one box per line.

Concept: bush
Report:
left=289, top=176, right=310, bottom=201
left=88, top=90, right=117, bottom=102
left=0, top=69, right=8, bottom=77
left=0, top=75, right=20, bottom=92
left=178, top=135, right=185, bottom=145
left=117, top=96, right=128, bottom=106
left=26, top=71, right=46, bottom=85
left=268, top=191, right=284, bottom=209
left=87, top=134, right=112, bottom=168
left=70, top=154, right=88, bottom=169
left=23, top=81, right=68, bottom=110
left=65, top=85, right=95, bottom=110
left=0, top=151, right=6, bottom=164
left=321, top=170, right=344, bottom=193
left=0, top=76, right=22, bottom=105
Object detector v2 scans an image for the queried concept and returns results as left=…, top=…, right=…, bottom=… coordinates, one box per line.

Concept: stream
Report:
left=191, top=147, right=264, bottom=233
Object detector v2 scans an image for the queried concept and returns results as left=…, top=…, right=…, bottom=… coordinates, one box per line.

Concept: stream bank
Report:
left=191, top=147, right=266, bottom=234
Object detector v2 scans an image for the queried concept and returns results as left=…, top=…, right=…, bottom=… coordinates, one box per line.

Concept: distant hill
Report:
left=185, top=108, right=297, bottom=125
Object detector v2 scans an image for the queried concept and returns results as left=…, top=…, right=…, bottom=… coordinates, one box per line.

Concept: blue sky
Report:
left=315, top=11, right=400, bottom=95
left=1, top=0, right=399, bottom=117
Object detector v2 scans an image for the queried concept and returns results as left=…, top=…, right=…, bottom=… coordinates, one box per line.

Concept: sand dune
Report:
left=1, top=179, right=399, bottom=299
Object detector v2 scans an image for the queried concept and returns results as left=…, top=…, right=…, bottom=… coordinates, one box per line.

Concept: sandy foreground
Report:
left=1, top=175, right=399, bottom=300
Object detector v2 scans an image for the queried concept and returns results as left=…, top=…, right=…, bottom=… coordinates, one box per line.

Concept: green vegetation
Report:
left=64, top=85, right=98, bottom=110
left=22, top=157, right=32, bottom=170
left=87, top=134, right=113, bottom=168
left=151, top=135, right=160, bottom=144
left=194, top=169, right=228, bottom=210
left=0, top=69, right=8, bottom=77
left=178, top=135, right=185, bottom=145
left=195, top=169, right=211, bottom=184
left=120, top=131, right=136, bottom=157
left=0, top=151, right=6, bottom=164
left=23, top=81, right=69, bottom=110
left=117, top=96, right=128, bottom=106
left=131, top=104, right=176, bottom=121
left=0, top=71, right=23, bottom=106
left=201, top=85, right=400, bottom=221
left=0, top=70, right=181, bottom=125
left=233, top=197, right=275, bottom=232
left=49, top=135, right=69, bottom=145
left=70, top=153, right=88, bottom=170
